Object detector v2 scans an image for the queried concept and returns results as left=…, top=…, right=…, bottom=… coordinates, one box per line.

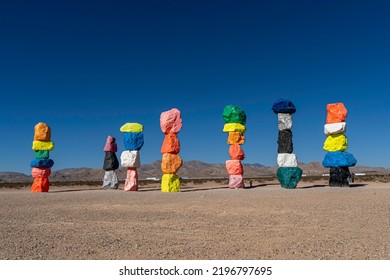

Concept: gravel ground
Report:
left=0, top=181, right=389, bottom=260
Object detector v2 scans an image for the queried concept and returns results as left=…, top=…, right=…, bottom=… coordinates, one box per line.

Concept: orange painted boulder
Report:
left=161, top=133, right=180, bottom=154
left=124, top=168, right=138, bottom=191
left=31, top=167, right=51, bottom=178
left=31, top=177, right=50, bottom=192
left=226, top=160, right=244, bottom=175
left=227, top=132, right=245, bottom=145
left=160, top=108, right=182, bottom=134
left=229, top=144, right=245, bottom=160
left=161, top=153, right=183, bottom=174
left=34, top=122, right=51, bottom=141
left=326, top=103, right=348, bottom=124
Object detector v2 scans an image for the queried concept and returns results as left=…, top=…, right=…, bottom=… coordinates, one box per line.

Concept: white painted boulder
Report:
left=120, top=150, right=141, bottom=168
left=277, top=153, right=298, bottom=167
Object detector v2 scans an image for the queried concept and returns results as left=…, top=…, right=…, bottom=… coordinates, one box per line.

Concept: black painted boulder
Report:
left=329, top=167, right=351, bottom=187
left=103, top=152, right=119, bottom=171
left=278, top=129, right=293, bottom=153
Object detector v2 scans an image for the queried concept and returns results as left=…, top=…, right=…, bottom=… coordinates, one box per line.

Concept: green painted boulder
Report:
left=277, top=167, right=302, bottom=189
left=223, top=105, right=246, bottom=125
left=34, top=150, right=49, bottom=159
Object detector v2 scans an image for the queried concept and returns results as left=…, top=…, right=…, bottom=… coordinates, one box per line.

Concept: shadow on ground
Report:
left=298, top=183, right=367, bottom=189
left=299, top=184, right=327, bottom=189
left=349, top=184, right=367, bottom=188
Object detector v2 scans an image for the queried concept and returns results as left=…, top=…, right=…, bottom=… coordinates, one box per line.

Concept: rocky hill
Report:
left=1, top=161, right=388, bottom=183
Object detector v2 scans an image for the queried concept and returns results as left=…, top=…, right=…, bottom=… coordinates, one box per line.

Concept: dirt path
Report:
left=0, top=181, right=389, bottom=260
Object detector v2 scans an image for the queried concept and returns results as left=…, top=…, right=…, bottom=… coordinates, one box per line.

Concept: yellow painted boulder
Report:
left=227, top=132, right=245, bottom=145
left=32, top=140, right=54, bottom=151
left=34, top=122, right=51, bottom=141
left=161, top=153, right=183, bottom=174
left=223, top=123, right=246, bottom=133
left=161, top=174, right=181, bottom=192
left=323, top=134, right=348, bottom=152
left=120, top=123, right=144, bottom=133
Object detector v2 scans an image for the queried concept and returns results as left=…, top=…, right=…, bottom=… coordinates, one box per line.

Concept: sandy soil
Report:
left=0, top=180, right=389, bottom=260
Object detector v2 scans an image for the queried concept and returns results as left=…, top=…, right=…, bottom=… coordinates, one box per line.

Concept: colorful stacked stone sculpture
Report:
left=322, top=102, right=357, bottom=186
left=160, top=108, right=183, bottom=192
left=102, top=136, right=119, bottom=189
left=120, top=123, right=144, bottom=191
left=222, top=105, right=246, bottom=189
left=31, top=122, right=54, bottom=192
left=272, top=99, right=302, bottom=189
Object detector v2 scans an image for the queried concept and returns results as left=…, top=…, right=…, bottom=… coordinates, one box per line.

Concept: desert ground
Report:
left=0, top=180, right=389, bottom=260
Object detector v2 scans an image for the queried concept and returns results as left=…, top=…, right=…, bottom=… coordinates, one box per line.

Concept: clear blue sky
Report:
left=1, top=0, right=390, bottom=174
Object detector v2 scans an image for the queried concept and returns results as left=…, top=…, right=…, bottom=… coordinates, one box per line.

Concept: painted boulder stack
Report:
left=322, top=102, right=357, bottom=186
left=31, top=122, right=54, bottom=192
left=160, top=108, right=183, bottom=192
left=102, top=136, right=119, bottom=189
left=120, top=123, right=144, bottom=191
left=272, top=99, right=302, bottom=189
left=222, top=105, right=246, bottom=189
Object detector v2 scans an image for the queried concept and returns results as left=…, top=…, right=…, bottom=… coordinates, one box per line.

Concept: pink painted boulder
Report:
left=103, top=136, right=117, bottom=152
left=124, top=168, right=138, bottom=191
left=160, top=108, right=182, bottom=134
left=229, top=175, right=244, bottom=189
left=31, top=167, right=51, bottom=178
left=226, top=160, right=244, bottom=175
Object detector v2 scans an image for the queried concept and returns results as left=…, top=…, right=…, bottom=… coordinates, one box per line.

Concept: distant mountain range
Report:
left=0, top=161, right=388, bottom=183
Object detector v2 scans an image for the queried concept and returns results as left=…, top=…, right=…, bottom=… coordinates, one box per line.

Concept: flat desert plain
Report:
left=0, top=180, right=389, bottom=260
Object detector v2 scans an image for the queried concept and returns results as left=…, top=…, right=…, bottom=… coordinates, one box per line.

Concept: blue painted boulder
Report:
left=123, top=132, right=144, bottom=151
left=272, top=98, right=296, bottom=114
left=30, top=159, right=54, bottom=168
left=322, top=151, right=357, bottom=168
